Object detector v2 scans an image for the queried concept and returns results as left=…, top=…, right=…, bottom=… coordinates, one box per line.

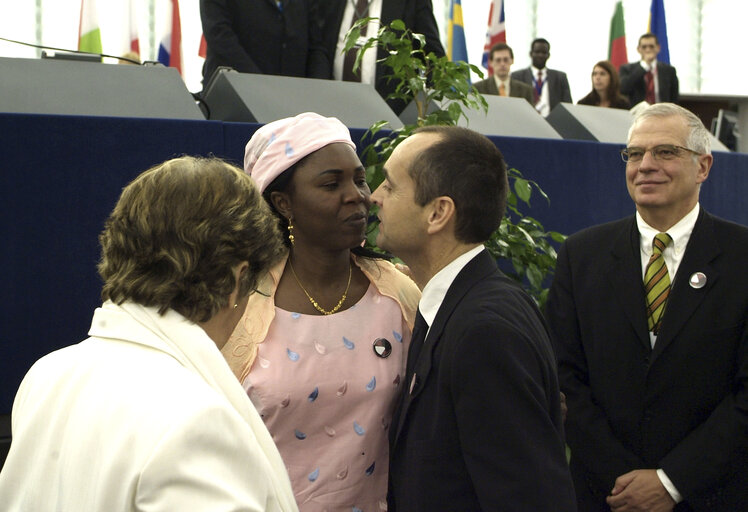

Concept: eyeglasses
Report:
left=620, top=144, right=702, bottom=163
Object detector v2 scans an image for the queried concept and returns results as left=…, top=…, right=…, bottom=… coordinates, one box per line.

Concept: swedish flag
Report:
left=448, top=0, right=468, bottom=62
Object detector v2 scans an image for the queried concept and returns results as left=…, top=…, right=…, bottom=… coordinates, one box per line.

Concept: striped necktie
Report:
left=342, top=0, right=370, bottom=82
left=644, top=232, right=672, bottom=335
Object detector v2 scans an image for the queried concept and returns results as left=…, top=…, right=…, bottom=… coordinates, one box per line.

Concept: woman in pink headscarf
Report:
left=222, top=112, right=420, bottom=512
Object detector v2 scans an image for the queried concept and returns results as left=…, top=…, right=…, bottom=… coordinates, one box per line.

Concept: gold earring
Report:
left=233, top=303, right=238, bottom=309
left=288, top=218, right=295, bottom=246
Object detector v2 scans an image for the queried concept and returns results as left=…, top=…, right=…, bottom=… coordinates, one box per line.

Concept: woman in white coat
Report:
left=0, top=156, right=297, bottom=511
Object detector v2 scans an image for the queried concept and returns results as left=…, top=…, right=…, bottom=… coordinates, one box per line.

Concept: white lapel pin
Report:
left=689, top=272, right=707, bottom=289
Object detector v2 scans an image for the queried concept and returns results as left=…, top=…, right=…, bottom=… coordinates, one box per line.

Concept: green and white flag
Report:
left=78, top=0, right=102, bottom=55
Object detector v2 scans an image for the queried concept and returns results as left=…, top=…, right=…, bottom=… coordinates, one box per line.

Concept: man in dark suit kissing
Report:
left=371, top=125, right=576, bottom=511
left=546, top=103, right=748, bottom=511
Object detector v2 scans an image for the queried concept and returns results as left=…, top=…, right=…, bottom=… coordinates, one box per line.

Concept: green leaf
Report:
left=513, top=177, right=532, bottom=204
left=390, top=19, right=406, bottom=31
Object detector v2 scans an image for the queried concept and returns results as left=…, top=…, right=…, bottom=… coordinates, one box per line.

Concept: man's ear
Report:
left=426, top=196, right=456, bottom=235
left=269, top=191, right=292, bottom=219
left=696, top=153, right=713, bottom=184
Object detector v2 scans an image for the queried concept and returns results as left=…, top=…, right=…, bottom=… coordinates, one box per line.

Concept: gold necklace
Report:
left=288, top=259, right=352, bottom=315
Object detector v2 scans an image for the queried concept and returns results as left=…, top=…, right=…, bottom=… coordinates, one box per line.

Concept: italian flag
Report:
left=78, top=0, right=102, bottom=55
left=608, top=1, right=627, bottom=70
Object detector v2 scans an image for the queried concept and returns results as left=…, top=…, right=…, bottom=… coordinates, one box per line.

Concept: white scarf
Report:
left=89, top=301, right=298, bottom=511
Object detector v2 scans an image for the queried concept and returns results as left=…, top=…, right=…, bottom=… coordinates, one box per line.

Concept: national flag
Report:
left=128, top=0, right=140, bottom=56
left=78, top=0, right=102, bottom=56
left=648, top=0, right=670, bottom=64
left=608, top=1, right=627, bottom=69
left=447, top=0, right=468, bottom=63
left=482, top=0, right=506, bottom=72
left=157, top=0, right=183, bottom=74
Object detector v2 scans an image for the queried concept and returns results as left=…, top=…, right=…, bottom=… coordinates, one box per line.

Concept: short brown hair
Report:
left=98, top=156, right=284, bottom=323
left=490, top=43, right=514, bottom=61
left=638, top=32, right=659, bottom=45
left=408, top=126, right=508, bottom=244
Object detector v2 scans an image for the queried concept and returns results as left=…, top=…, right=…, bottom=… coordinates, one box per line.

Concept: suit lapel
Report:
left=391, top=250, right=497, bottom=446
left=331, top=0, right=346, bottom=30
left=651, top=210, right=720, bottom=361
left=546, top=70, right=555, bottom=107
left=509, top=79, right=524, bottom=99
left=656, top=64, right=671, bottom=101
left=487, top=78, right=499, bottom=95
left=607, top=217, right=651, bottom=350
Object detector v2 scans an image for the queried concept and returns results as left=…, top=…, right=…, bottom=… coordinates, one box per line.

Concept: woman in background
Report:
left=222, top=113, right=420, bottom=512
left=578, top=60, right=630, bottom=109
left=0, top=157, right=296, bottom=511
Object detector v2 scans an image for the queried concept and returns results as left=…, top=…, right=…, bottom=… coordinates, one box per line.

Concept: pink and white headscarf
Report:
left=244, top=112, right=356, bottom=193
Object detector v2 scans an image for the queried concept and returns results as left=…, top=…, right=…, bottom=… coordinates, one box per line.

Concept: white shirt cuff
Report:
left=656, top=468, right=683, bottom=503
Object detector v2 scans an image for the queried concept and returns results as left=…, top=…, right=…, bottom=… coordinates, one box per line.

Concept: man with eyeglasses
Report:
left=620, top=33, right=679, bottom=106
left=546, top=103, right=748, bottom=511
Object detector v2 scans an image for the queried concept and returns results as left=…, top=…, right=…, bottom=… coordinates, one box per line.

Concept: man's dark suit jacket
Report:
left=200, top=0, right=328, bottom=86
left=319, top=0, right=445, bottom=113
left=546, top=209, right=748, bottom=512
left=388, top=249, right=576, bottom=511
left=620, top=61, right=679, bottom=105
left=511, top=67, right=572, bottom=111
left=472, top=77, right=534, bottom=105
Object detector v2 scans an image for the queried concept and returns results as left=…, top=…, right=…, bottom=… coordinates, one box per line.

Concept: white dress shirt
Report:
left=333, top=0, right=383, bottom=85
left=418, top=245, right=485, bottom=332
left=492, top=75, right=510, bottom=96
left=639, top=59, right=661, bottom=102
left=636, top=203, right=700, bottom=504
left=531, top=66, right=551, bottom=116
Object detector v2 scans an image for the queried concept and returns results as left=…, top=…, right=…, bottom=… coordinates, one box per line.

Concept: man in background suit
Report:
left=319, top=0, right=445, bottom=114
left=371, top=126, right=576, bottom=511
left=200, top=0, right=328, bottom=87
left=473, top=43, right=534, bottom=105
left=512, top=38, right=572, bottom=116
left=620, top=33, right=679, bottom=106
left=546, top=103, right=748, bottom=511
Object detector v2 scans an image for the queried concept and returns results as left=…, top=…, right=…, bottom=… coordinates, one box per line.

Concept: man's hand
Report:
left=606, top=469, right=675, bottom=512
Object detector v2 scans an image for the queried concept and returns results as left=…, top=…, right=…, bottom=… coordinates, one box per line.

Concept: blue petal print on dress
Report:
left=308, top=468, right=319, bottom=482
left=343, top=337, right=355, bottom=349
left=353, top=508, right=363, bottom=512
left=393, top=330, right=403, bottom=342
left=308, top=387, right=319, bottom=402
left=285, top=142, right=294, bottom=157
left=353, top=421, right=365, bottom=435
left=365, top=461, right=375, bottom=475
left=291, top=312, right=301, bottom=319
left=366, top=376, right=376, bottom=391
left=294, top=429, right=306, bottom=440
left=287, top=348, right=300, bottom=361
